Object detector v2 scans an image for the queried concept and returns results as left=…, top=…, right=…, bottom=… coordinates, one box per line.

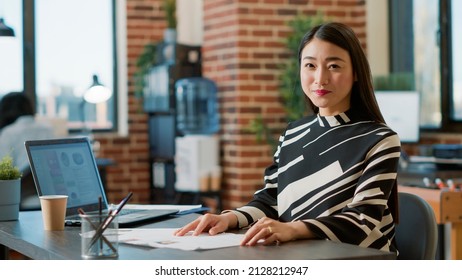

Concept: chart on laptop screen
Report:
left=28, top=141, right=104, bottom=209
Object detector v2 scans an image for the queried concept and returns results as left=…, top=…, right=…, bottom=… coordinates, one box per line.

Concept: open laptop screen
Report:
left=25, top=138, right=108, bottom=215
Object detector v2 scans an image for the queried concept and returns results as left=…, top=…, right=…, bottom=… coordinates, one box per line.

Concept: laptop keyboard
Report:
left=67, top=208, right=143, bottom=221
left=119, top=208, right=144, bottom=215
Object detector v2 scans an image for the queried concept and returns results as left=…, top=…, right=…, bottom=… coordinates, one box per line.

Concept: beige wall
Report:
left=177, top=0, right=203, bottom=45
left=366, top=0, right=390, bottom=76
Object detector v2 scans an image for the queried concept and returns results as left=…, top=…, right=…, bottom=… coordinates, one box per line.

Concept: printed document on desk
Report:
left=124, top=204, right=207, bottom=214
left=118, top=228, right=244, bottom=251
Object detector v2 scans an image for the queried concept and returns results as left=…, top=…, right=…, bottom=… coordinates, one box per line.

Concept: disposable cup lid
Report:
left=39, top=195, right=68, bottom=200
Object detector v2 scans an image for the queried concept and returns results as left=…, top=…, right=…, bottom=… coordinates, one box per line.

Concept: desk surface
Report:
left=0, top=211, right=396, bottom=260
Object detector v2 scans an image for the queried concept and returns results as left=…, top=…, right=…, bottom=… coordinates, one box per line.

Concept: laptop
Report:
left=24, top=137, right=178, bottom=227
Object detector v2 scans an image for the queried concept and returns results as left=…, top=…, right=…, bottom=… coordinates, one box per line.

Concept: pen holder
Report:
left=80, top=213, right=119, bottom=259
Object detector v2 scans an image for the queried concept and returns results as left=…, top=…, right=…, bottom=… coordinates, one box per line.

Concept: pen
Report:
left=78, top=208, right=117, bottom=253
left=86, top=192, right=133, bottom=253
left=99, top=196, right=103, bottom=251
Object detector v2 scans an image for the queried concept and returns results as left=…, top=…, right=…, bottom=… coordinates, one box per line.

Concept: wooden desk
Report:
left=399, top=185, right=462, bottom=259
left=0, top=211, right=396, bottom=260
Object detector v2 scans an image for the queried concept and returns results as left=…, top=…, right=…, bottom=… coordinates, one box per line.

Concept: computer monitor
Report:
left=375, top=91, right=420, bottom=143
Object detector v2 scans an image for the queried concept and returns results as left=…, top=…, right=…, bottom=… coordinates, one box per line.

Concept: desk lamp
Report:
left=81, top=74, right=112, bottom=154
left=84, top=74, right=112, bottom=104
left=0, top=18, right=15, bottom=37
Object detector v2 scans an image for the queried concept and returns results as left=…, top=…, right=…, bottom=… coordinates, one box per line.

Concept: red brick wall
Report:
left=96, top=0, right=367, bottom=208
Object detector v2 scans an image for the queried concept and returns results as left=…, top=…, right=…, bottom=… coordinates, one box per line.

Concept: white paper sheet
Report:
left=118, top=228, right=244, bottom=251
left=124, top=204, right=202, bottom=211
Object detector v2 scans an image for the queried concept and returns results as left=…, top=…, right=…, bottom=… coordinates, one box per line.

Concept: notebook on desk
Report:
left=24, top=137, right=178, bottom=227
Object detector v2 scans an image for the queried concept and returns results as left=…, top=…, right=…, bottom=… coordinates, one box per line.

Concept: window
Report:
left=1, top=0, right=118, bottom=132
left=35, top=0, right=115, bottom=131
left=450, top=0, right=462, bottom=121
left=390, top=0, right=462, bottom=132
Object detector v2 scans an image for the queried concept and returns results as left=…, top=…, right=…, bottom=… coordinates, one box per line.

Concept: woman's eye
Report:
left=305, top=63, right=315, bottom=68
left=328, top=64, right=340, bottom=69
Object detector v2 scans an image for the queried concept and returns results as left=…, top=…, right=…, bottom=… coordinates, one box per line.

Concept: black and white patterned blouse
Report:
left=231, top=109, right=401, bottom=252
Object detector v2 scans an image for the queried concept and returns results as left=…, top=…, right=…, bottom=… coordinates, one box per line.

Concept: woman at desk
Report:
left=175, top=22, right=401, bottom=253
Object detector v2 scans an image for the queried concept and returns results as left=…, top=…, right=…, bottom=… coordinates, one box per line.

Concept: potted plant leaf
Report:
left=134, top=0, right=177, bottom=111
left=134, top=42, right=158, bottom=105
left=164, top=0, right=177, bottom=30
left=0, top=154, right=22, bottom=221
left=163, top=0, right=177, bottom=43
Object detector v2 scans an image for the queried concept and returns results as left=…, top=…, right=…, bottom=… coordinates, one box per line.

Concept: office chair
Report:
left=395, top=192, right=438, bottom=260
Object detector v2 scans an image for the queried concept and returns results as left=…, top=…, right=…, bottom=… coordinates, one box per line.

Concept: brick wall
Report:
left=96, top=0, right=367, bottom=208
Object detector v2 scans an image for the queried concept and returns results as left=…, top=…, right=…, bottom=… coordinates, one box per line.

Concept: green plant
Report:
left=248, top=12, right=327, bottom=152
left=134, top=42, right=158, bottom=100
left=0, top=155, right=21, bottom=180
left=373, top=72, right=415, bottom=91
left=164, top=0, right=177, bottom=29
left=134, top=1, right=176, bottom=104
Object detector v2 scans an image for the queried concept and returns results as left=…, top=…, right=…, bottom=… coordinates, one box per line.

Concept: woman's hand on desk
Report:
left=174, top=213, right=316, bottom=246
left=240, top=218, right=315, bottom=246
left=173, top=212, right=237, bottom=236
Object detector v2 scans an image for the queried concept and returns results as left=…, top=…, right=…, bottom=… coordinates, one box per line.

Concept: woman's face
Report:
left=300, top=37, right=355, bottom=116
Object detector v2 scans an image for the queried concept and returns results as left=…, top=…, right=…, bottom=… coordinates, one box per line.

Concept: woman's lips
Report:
left=314, top=89, right=331, bottom=96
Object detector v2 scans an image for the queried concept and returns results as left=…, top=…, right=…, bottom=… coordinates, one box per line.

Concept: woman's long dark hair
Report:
left=298, top=22, right=398, bottom=222
left=298, top=22, right=386, bottom=124
left=0, top=92, right=35, bottom=130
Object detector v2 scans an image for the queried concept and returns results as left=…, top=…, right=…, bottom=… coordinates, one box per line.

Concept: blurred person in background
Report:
left=0, top=91, right=55, bottom=171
